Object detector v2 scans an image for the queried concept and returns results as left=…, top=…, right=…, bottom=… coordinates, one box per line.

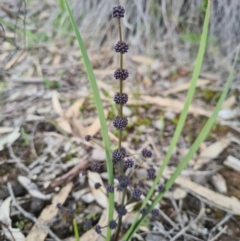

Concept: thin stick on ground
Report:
left=207, top=214, right=232, bottom=241
left=0, top=220, right=16, bottom=241
left=170, top=202, right=205, bottom=241
left=7, top=182, right=62, bottom=241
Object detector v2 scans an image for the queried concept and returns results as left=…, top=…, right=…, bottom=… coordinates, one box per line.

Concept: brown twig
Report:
left=0, top=220, right=16, bottom=241
left=51, top=160, right=89, bottom=187
left=7, top=182, right=62, bottom=241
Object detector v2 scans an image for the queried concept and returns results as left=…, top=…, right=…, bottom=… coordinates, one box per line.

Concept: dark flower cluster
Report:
left=115, top=204, right=127, bottom=216
left=112, top=147, right=126, bottom=163
left=151, top=208, right=160, bottom=218
left=124, top=158, right=134, bottom=169
left=84, top=134, right=92, bottom=142
left=114, top=68, right=129, bottom=80
left=84, top=219, right=92, bottom=230
left=141, top=148, right=153, bottom=158
left=132, top=188, right=142, bottom=200
left=114, top=92, right=128, bottom=105
left=91, top=162, right=101, bottom=171
left=112, top=5, right=125, bottom=18
left=94, top=182, right=102, bottom=189
left=140, top=207, right=148, bottom=216
left=113, top=116, right=128, bottom=130
left=94, top=225, right=102, bottom=234
left=158, top=184, right=165, bottom=193
left=109, top=220, right=117, bottom=229
left=106, top=184, right=114, bottom=193
left=116, top=175, right=131, bottom=188
left=114, top=41, right=129, bottom=54
left=147, top=167, right=156, bottom=180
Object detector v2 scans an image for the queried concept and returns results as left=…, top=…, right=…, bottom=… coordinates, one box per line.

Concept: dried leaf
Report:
left=0, top=127, right=14, bottom=134
left=164, top=79, right=212, bottom=96
left=218, top=109, right=237, bottom=120
left=172, top=187, right=187, bottom=200
left=65, top=98, right=85, bottom=118
left=18, top=176, right=52, bottom=200
left=72, top=118, right=85, bottom=137
left=81, top=192, right=95, bottom=203
left=56, top=118, right=72, bottom=134
left=80, top=210, right=108, bottom=241
left=52, top=55, right=61, bottom=66
left=0, top=197, right=11, bottom=225
left=26, top=182, right=73, bottom=241
left=0, top=128, right=20, bottom=151
left=172, top=176, right=240, bottom=214
left=141, top=96, right=212, bottom=117
left=52, top=91, right=63, bottom=116
left=0, top=197, right=25, bottom=241
left=212, top=174, right=227, bottom=194
left=224, top=155, right=240, bottom=172
left=88, top=171, right=108, bottom=209
left=130, top=55, right=154, bottom=65
left=222, top=96, right=236, bottom=109
left=194, top=138, right=231, bottom=170
left=86, top=110, right=108, bottom=136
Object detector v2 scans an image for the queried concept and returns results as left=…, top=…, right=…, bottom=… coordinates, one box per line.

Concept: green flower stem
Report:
left=115, top=17, right=125, bottom=241
left=73, top=219, right=79, bottom=241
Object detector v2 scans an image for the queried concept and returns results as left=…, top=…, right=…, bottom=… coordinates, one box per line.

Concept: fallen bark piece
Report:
left=164, top=174, right=240, bottom=215
left=194, top=137, right=231, bottom=170
left=26, top=182, right=73, bottom=241
left=164, top=79, right=212, bottom=96
left=211, top=174, right=227, bottom=194
left=88, top=171, right=108, bottom=209
left=224, top=155, right=240, bottom=172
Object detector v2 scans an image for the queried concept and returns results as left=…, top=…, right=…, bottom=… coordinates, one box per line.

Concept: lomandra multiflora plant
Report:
left=81, top=9, right=165, bottom=240
left=65, top=0, right=237, bottom=240
left=84, top=6, right=161, bottom=240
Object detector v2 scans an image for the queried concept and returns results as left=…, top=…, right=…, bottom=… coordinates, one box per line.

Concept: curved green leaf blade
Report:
left=124, top=47, right=238, bottom=240
left=123, top=1, right=211, bottom=239
left=64, top=1, right=114, bottom=240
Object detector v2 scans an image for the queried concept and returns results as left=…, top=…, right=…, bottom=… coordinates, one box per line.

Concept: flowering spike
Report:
left=113, top=116, right=128, bottom=130
left=114, top=92, right=128, bottom=105
left=114, top=41, right=129, bottom=54
left=112, top=5, right=125, bottom=18
left=114, top=68, right=129, bottom=80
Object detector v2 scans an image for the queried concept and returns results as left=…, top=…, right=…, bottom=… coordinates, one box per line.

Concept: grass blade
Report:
left=123, top=1, right=211, bottom=239
left=73, top=219, right=79, bottom=241
left=64, top=1, right=114, bottom=240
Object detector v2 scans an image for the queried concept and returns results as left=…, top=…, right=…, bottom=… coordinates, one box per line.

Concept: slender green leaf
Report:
left=73, top=219, right=79, bottom=241
left=64, top=1, right=114, bottom=240
left=124, top=47, right=238, bottom=240
left=123, top=1, right=211, bottom=240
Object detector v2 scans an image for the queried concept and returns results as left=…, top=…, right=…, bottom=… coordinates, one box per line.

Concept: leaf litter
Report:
left=0, top=1, right=240, bottom=240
